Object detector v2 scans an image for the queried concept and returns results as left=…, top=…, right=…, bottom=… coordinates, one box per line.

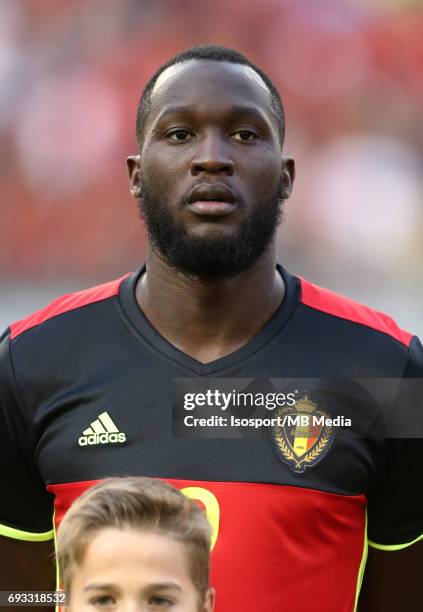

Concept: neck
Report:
left=136, top=245, right=284, bottom=363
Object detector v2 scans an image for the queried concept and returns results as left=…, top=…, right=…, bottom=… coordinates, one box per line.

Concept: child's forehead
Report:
left=81, top=527, right=191, bottom=570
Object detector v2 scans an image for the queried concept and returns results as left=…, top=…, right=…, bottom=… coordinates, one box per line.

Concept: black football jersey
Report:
left=1, top=265, right=422, bottom=612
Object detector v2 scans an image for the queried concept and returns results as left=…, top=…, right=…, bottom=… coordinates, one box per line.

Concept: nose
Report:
left=190, top=132, right=234, bottom=176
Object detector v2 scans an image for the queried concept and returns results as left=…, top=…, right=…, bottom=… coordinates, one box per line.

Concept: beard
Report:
left=138, top=178, right=287, bottom=279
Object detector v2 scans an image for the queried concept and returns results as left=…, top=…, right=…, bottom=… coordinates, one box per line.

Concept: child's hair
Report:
left=56, top=477, right=212, bottom=600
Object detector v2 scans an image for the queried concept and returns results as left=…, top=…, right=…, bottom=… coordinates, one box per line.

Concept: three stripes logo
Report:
left=78, top=411, right=126, bottom=447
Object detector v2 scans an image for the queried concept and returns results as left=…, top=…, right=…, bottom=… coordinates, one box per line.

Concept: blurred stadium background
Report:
left=1, top=0, right=422, bottom=337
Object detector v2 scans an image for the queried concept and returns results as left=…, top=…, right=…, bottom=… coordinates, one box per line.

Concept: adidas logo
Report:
left=78, top=412, right=126, bottom=447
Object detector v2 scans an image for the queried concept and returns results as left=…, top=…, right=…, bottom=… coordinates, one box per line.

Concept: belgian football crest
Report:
left=271, top=396, right=335, bottom=474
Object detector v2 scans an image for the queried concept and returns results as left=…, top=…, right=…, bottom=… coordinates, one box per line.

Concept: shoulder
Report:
left=298, top=276, right=414, bottom=348
left=8, top=273, right=130, bottom=343
left=294, top=276, right=423, bottom=376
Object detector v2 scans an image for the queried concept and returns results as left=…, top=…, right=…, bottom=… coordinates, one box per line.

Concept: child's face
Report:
left=68, top=528, right=214, bottom=612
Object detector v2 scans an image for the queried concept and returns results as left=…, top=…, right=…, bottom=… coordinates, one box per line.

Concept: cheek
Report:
left=141, top=143, right=187, bottom=188
left=242, top=152, right=281, bottom=195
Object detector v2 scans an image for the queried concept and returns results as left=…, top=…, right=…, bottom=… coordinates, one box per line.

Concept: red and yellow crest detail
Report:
left=271, top=396, right=335, bottom=473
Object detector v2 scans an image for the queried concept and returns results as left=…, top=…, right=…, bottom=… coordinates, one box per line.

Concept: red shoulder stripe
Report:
left=300, top=278, right=413, bottom=347
left=10, top=274, right=130, bottom=340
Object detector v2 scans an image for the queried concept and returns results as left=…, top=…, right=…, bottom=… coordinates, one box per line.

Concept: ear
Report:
left=127, top=155, right=141, bottom=199
left=204, top=587, right=216, bottom=611
left=281, top=157, right=295, bottom=198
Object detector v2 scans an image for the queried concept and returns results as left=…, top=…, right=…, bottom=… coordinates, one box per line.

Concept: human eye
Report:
left=148, top=595, right=174, bottom=608
left=231, top=129, right=258, bottom=142
left=90, top=595, right=116, bottom=608
left=166, top=129, right=193, bottom=142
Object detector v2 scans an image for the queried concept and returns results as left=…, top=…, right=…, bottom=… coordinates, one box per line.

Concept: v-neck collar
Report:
left=119, top=264, right=300, bottom=375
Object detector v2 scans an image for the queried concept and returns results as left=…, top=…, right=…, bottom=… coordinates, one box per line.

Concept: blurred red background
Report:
left=1, top=0, right=422, bottom=335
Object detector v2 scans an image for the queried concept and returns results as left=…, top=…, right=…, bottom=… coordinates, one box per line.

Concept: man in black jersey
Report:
left=0, top=46, right=422, bottom=612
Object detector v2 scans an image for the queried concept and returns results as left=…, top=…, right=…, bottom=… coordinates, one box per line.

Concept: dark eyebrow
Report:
left=155, top=105, right=269, bottom=123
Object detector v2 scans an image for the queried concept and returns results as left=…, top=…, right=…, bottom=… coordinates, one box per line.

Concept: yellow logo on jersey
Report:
left=271, top=396, right=335, bottom=474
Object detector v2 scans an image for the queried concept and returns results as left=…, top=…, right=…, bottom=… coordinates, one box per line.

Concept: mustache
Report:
left=139, top=175, right=290, bottom=209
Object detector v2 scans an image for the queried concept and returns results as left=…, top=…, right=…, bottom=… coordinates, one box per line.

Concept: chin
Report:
left=186, top=222, right=239, bottom=240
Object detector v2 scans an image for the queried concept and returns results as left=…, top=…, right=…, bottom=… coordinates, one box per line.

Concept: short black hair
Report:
left=135, top=44, right=285, bottom=146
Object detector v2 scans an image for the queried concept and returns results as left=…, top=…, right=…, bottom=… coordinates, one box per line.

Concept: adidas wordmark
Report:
left=78, top=411, right=126, bottom=446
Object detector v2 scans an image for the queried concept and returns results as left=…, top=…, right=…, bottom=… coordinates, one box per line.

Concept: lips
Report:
left=187, top=183, right=237, bottom=217
left=187, top=183, right=236, bottom=204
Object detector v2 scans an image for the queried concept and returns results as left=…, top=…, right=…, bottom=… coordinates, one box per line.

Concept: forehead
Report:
left=77, top=529, right=192, bottom=579
left=148, top=60, right=275, bottom=124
